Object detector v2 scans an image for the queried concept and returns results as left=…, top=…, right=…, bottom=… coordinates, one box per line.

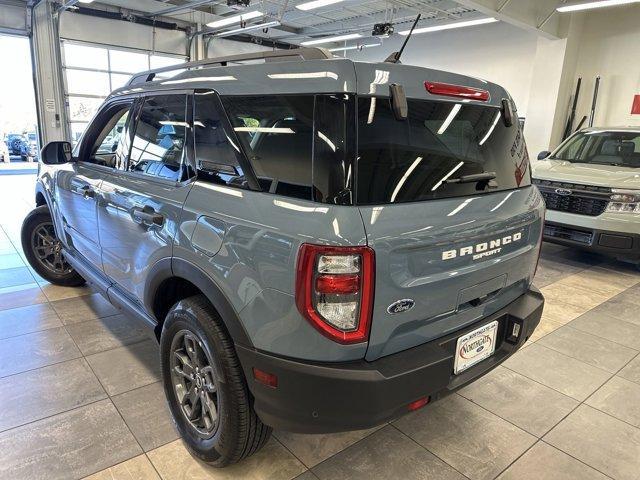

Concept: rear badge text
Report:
left=442, top=232, right=523, bottom=261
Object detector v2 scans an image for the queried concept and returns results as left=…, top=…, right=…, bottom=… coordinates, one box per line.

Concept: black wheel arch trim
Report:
left=144, top=257, right=254, bottom=348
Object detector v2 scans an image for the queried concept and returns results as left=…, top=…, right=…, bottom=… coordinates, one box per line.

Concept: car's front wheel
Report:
left=160, top=294, right=271, bottom=467
left=21, top=205, right=85, bottom=286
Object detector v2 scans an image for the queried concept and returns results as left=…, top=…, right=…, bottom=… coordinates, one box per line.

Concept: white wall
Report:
left=0, top=3, right=27, bottom=34
left=347, top=21, right=539, bottom=116
left=568, top=5, right=640, bottom=129
left=207, top=38, right=273, bottom=58
left=59, top=11, right=187, bottom=56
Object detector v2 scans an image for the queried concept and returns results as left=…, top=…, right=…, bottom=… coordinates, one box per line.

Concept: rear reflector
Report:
left=425, top=81, right=490, bottom=102
left=253, top=368, right=278, bottom=388
left=407, top=397, right=430, bottom=411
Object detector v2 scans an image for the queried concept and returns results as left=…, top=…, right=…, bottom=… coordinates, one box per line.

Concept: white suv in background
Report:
left=533, top=127, right=640, bottom=268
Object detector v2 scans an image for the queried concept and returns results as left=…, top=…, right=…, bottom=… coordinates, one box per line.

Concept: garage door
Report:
left=61, top=40, right=185, bottom=145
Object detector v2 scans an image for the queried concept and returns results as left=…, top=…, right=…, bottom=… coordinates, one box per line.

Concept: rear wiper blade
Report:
left=445, top=172, right=497, bottom=184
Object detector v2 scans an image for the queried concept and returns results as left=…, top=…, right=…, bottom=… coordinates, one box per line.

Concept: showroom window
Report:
left=61, top=41, right=185, bottom=145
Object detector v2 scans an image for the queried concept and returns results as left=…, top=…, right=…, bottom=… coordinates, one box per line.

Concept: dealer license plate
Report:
left=454, top=320, right=498, bottom=374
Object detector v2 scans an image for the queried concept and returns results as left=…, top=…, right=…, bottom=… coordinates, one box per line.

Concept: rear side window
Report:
left=129, top=94, right=188, bottom=182
left=356, top=97, right=530, bottom=205
left=194, top=91, right=249, bottom=188
left=222, top=95, right=314, bottom=200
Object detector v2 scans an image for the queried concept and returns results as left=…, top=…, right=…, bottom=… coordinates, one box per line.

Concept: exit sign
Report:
left=632, top=95, right=640, bottom=115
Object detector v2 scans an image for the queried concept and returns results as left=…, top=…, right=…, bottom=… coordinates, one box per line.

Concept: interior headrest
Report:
left=600, top=140, right=620, bottom=156
left=620, top=141, right=635, bottom=155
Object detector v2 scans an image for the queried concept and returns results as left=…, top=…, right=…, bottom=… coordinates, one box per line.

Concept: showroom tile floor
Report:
left=0, top=174, right=639, bottom=480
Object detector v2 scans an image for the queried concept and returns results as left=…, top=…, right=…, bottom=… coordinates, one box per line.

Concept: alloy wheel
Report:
left=170, top=329, right=220, bottom=437
left=31, top=221, right=73, bottom=275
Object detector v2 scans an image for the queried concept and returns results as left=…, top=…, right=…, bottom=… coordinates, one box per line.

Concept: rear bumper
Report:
left=237, top=287, right=544, bottom=433
left=543, top=221, right=640, bottom=262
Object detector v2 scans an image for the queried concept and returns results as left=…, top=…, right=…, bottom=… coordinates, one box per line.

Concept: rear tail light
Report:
left=295, top=244, right=375, bottom=344
left=425, top=81, right=490, bottom=102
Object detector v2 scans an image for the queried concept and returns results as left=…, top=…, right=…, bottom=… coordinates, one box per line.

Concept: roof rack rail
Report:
left=126, top=47, right=333, bottom=87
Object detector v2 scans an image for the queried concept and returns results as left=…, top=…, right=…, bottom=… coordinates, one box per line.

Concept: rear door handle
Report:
left=132, top=206, right=164, bottom=226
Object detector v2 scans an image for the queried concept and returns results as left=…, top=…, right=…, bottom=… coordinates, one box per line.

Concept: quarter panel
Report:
left=176, top=182, right=368, bottom=361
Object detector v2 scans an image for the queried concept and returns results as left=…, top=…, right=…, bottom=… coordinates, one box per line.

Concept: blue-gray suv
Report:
left=21, top=48, right=545, bottom=466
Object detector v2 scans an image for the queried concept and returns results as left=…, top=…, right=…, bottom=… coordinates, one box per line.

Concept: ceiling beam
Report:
left=143, top=0, right=218, bottom=17
left=452, top=0, right=565, bottom=39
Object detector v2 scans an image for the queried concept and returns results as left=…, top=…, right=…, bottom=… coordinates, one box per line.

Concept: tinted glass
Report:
left=552, top=131, right=640, bottom=168
left=86, top=104, right=133, bottom=169
left=356, top=97, right=530, bottom=205
left=194, top=92, right=248, bottom=188
left=129, top=95, right=188, bottom=181
left=222, top=95, right=314, bottom=200
left=313, top=94, right=355, bottom=205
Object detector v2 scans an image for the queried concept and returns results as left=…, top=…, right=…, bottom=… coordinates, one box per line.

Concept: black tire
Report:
left=21, top=205, right=85, bottom=287
left=160, top=294, right=271, bottom=467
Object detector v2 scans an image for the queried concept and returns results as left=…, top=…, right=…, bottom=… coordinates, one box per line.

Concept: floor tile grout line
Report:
left=144, top=450, right=166, bottom=480
left=75, top=325, right=149, bottom=473
left=545, top=322, right=640, bottom=353
left=303, top=425, right=393, bottom=475
left=518, top=348, right=640, bottom=479
left=387, top=422, right=474, bottom=480
left=271, top=434, right=316, bottom=471
left=0, top=396, right=108, bottom=437
left=454, top=389, right=551, bottom=436
left=537, top=439, right=617, bottom=480
left=499, top=361, right=614, bottom=405
left=0, top=335, right=155, bottom=382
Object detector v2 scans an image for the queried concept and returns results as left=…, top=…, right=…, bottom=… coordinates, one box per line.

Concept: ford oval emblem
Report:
left=387, top=299, right=415, bottom=315
left=555, top=188, right=572, bottom=196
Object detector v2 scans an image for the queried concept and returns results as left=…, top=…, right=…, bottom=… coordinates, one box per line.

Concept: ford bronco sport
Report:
left=22, top=48, right=544, bottom=466
left=534, top=127, right=640, bottom=267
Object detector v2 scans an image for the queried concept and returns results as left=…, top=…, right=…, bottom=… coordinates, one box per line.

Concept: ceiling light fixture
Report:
left=556, top=0, right=640, bottom=12
left=206, top=10, right=263, bottom=29
left=328, top=43, right=380, bottom=52
left=399, top=17, right=498, bottom=35
left=215, top=20, right=280, bottom=37
left=301, top=33, right=363, bottom=46
left=296, top=0, right=344, bottom=11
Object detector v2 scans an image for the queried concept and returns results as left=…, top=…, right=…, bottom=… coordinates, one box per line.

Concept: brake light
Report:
left=425, top=81, right=490, bottom=102
left=295, top=244, right=375, bottom=344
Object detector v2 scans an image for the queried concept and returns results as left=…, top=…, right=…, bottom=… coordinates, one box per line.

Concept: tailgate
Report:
left=360, top=186, right=544, bottom=360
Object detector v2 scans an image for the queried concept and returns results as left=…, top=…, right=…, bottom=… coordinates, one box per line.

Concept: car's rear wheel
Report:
left=21, top=206, right=85, bottom=287
left=160, top=294, right=271, bottom=466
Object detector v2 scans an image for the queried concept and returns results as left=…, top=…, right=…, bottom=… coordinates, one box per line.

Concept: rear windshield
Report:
left=551, top=130, right=640, bottom=168
left=356, top=97, right=530, bottom=205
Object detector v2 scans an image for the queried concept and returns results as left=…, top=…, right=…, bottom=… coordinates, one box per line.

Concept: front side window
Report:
left=129, top=94, right=188, bottom=181
left=356, top=97, right=530, bottom=205
left=222, top=95, right=314, bottom=200
left=552, top=131, right=640, bottom=168
left=86, top=103, right=133, bottom=169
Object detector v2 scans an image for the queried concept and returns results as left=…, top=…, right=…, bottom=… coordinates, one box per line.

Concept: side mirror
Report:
left=537, top=150, right=551, bottom=160
left=41, top=141, right=73, bottom=165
